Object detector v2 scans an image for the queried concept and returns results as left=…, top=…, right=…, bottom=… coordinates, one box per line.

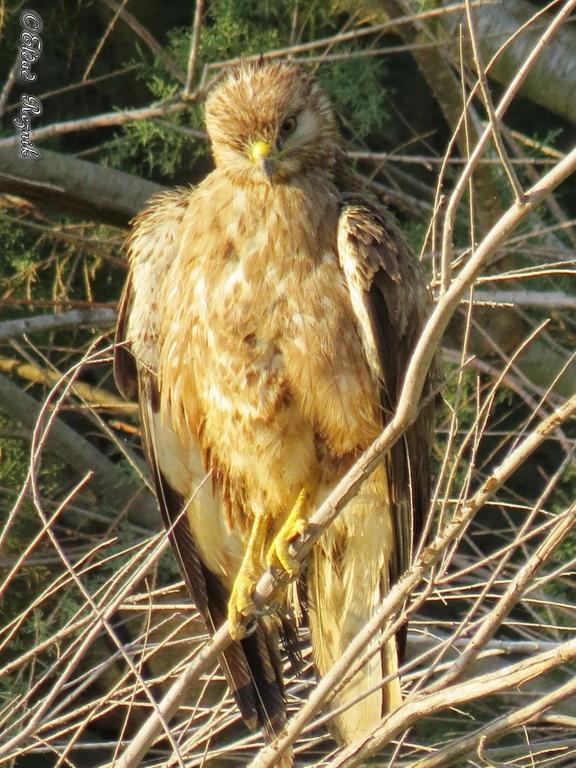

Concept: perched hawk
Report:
left=115, top=61, right=434, bottom=756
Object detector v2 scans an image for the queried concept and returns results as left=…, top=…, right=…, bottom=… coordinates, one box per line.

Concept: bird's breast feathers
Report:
left=154, top=175, right=381, bottom=517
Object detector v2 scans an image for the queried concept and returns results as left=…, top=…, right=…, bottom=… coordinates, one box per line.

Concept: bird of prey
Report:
left=115, top=60, right=434, bottom=756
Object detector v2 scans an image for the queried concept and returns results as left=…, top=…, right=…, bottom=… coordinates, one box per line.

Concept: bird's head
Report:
left=205, top=60, right=340, bottom=184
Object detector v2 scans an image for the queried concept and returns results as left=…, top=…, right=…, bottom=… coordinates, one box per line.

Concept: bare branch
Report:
left=0, top=308, right=117, bottom=343
left=184, top=0, right=205, bottom=99
left=463, top=288, right=576, bottom=310
left=0, top=100, right=186, bottom=152
left=465, top=0, right=524, bottom=200
left=0, top=356, right=134, bottom=412
left=84, top=0, right=129, bottom=82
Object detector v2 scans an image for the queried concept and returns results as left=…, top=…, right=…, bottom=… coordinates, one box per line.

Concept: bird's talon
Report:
left=243, top=617, right=258, bottom=637
left=228, top=575, right=258, bottom=640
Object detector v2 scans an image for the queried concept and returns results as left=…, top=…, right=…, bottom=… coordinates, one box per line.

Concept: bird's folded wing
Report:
left=337, top=194, right=436, bottom=598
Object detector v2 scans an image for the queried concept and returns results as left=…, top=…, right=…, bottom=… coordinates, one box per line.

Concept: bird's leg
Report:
left=267, top=484, right=315, bottom=577
left=228, top=512, right=269, bottom=640
left=229, top=485, right=316, bottom=639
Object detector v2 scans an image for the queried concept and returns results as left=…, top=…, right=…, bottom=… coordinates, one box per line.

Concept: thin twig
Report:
left=465, top=0, right=523, bottom=201
left=461, top=288, right=576, bottom=310
left=84, top=0, right=129, bottom=82
left=184, top=0, right=205, bottom=99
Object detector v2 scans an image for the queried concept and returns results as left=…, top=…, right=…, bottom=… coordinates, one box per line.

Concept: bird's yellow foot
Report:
left=228, top=566, right=259, bottom=640
left=266, top=487, right=311, bottom=578
left=228, top=512, right=269, bottom=640
left=228, top=489, right=313, bottom=637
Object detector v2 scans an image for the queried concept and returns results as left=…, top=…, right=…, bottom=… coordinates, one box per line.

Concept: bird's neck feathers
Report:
left=210, top=168, right=339, bottom=245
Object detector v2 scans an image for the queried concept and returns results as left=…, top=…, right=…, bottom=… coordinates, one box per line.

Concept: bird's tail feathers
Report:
left=240, top=619, right=287, bottom=740
left=307, top=487, right=402, bottom=745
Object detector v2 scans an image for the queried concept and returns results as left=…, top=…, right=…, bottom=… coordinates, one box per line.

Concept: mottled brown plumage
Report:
left=115, top=60, right=434, bottom=754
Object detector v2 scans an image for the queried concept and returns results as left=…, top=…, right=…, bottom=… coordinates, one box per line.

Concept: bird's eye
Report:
left=280, top=116, right=297, bottom=136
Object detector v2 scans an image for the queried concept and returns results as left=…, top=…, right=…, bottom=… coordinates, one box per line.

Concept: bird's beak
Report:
left=250, top=139, right=275, bottom=182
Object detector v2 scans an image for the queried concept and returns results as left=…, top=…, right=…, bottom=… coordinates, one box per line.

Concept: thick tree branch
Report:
left=0, top=147, right=165, bottom=226
left=0, top=308, right=117, bottom=343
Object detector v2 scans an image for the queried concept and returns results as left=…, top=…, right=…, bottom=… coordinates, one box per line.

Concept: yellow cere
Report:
left=250, top=139, right=272, bottom=163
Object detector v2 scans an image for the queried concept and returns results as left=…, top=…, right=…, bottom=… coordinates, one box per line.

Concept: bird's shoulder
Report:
left=115, top=187, right=193, bottom=397
left=126, top=187, right=191, bottom=266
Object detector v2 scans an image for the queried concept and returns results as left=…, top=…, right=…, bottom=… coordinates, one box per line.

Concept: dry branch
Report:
left=0, top=356, right=134, bottom=412
left=0, top=101, right=187, bottom=155
left=0, top=147, right=164, bottom=226
left=465, top=289, right=576, bottom=310
left=184, top=0, right=205, bottom=99
left=329, top=637, right=576, bottom=768
left=0, top=308, right=117, bottom=342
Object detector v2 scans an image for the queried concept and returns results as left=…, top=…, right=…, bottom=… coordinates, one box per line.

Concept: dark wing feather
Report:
left=336, top=190, right=436, bottom=644
left=114, top=275, right=138, bottom=402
